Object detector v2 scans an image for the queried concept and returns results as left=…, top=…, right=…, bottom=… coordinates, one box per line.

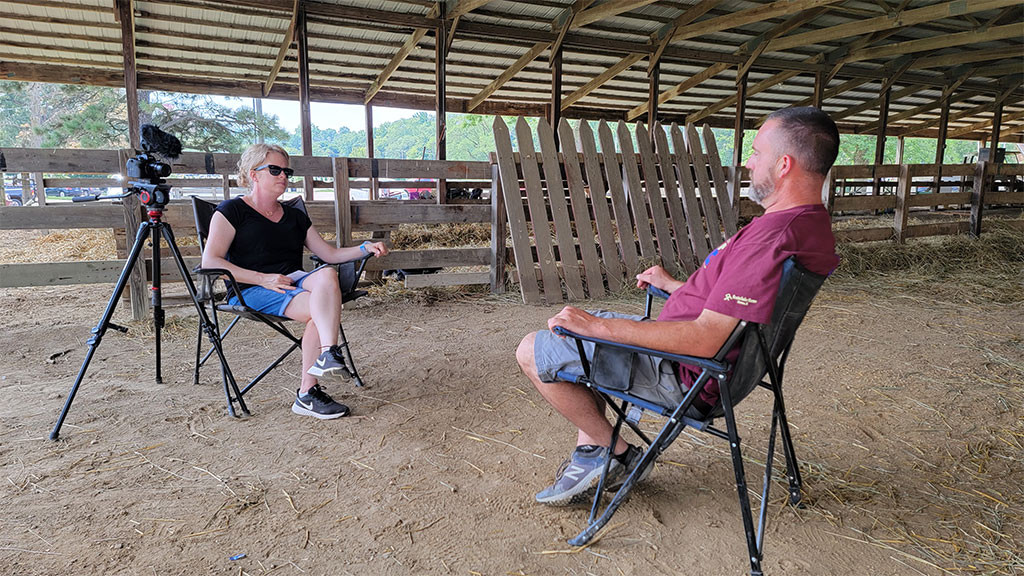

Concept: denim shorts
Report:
left=533, top=310, right=685, bottom=409
left=228, top=274, right=311, bottom=317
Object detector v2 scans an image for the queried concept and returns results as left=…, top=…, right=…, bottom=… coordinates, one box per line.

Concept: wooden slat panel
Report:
left=0, top=204, right=124, bottom=229
left=362, top=247, right=491, bottom=271
left=616, top=121, right=658, bottom=261
left=0, top=148, right=122, bottom=173
left=0, top=257, right=200, bottom=288
left=669, top=124, right=711, bottom=262
left=558, top=118, right=606, bottom=298
left=834, top=227, right=893, bottom=242
left=986, top=191, right=1024, bottom=204
left=492, top=118, right=541, bottom=304
left=579, top=121, right=625, bottom=292
left=907, top=192, right=972, bottom=208
left=347, top=203, right=490, bottom=225
left=537, top=119, right=586, bottom=300
left=635, top=122, right=679, bottom=276
left=516, top=117, right=563, bottom=304
left=403, top=271, right=490, bottom=288
left=653, top=123, right=696, bottom=275
left=685, top=123, right=724, bottom=247
left=345, top=157, right=491, bottom=180
left=832, top=195, right=898, bottom=212
left=905, top=221, right=969, bottom=238
left=598, top=121, right=640, bottom=275
left=702, top=124, right=738, bottom=236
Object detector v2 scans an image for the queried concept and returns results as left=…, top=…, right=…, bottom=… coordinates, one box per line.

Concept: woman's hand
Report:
left=258, top=273, right=295, bottom=294
left=363, top=241, right=388, bottom=258
left=636, top=265, right=683, bottom=294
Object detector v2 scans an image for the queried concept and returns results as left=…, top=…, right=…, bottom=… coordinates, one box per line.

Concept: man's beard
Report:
left=749, top=176, right=775, bottom=206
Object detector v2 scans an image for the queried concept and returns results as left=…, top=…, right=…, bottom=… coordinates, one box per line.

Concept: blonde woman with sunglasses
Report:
left=202, top=143, right=388, bottom=419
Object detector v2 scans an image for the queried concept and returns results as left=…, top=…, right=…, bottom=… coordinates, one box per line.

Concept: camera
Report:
left=125, top=124, right=182, bottom=209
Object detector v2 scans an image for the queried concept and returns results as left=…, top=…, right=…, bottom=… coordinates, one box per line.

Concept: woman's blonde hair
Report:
left=237, top=143, right=290, bottom=188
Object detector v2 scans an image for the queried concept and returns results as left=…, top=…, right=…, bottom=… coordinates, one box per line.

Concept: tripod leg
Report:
left=152, top=220, right=163, bottom=384
left=51, top=221, right=152, bottom=440
left=161, top=224, right=249, bottom=416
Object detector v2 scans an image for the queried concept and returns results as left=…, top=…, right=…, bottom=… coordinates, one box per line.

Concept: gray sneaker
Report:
left=306, top=345, right=351, bottom=381
left=291, top=385, right=350, bottom=419
left=535, top=445, right=623, bottom=506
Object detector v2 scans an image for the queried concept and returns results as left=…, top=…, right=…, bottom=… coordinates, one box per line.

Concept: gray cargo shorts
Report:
left=533, top=310, right=685, bottom=409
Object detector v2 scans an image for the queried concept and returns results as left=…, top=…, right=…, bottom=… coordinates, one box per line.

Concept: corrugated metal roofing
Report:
left=0, top=0, right=1020, bottom=140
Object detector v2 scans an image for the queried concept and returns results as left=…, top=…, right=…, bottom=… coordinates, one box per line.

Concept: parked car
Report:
left=4, top=186, right=24, bottom=206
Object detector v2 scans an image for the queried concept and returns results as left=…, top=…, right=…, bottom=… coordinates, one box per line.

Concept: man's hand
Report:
left=636, top=265, right=684, bottom=294
left=259, top=273, right=294, bottom=294
left=548, top=306, right=604, bottom=338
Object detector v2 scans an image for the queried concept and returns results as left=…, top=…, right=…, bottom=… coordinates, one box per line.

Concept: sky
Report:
left=214, top=96, right=419, bottom=133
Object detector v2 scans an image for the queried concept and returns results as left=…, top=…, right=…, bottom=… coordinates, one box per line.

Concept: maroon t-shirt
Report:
left=657, top=203, right=839, bottom=408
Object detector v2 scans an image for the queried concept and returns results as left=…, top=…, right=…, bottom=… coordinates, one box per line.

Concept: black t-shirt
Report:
left=215, top=197, right=312, bottom=289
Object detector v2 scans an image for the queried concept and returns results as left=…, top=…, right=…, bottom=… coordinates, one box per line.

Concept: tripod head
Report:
left=75, top=124, right=182, bottom=211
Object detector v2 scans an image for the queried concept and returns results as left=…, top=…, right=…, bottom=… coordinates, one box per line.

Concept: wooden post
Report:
left=489, top=159, right=507, bottom=293
left=365, top=105, right=378, bottom=200
left=933, top=94, right=951, bottom=206
left=116, top=0, right=140, bottom=148
left=254, top=98, right=264, bottom=144
left=896, top=135, right=905, bottom=164
left=872, top=86, right=890, bottom=197
left=332, top=157, right=352, bottom=248
left=296, top=5, right=313, bottom=200
left=812, top=70, right=824, bottom=109
left=894, top=163, right=911, bottom=244
left=550, top=47, right=562, bottom=150
left=969, top=160, right=988, bottom=238
left=20, top=173, right=31, bottom=203
left=222, top=174, right=230, bottom=200
left=731, top=73, right=748, bottom=208
left=987, top=101, right=1004, bottom=162
left=32, top=172, right=45, bottom=206
left=436, top=22, right=448, bottom=202
left=648, top=62, right=659, bottom=129
left=120, top=149, right=146, bottom=320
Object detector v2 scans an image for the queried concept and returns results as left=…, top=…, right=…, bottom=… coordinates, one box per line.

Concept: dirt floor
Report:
left=1, top=232, right=1022, bottom=576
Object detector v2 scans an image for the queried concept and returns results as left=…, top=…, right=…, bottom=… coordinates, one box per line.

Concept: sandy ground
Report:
left=1, top=252, right=1022, bottom=575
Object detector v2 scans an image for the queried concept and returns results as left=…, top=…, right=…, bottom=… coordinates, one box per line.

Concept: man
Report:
left=516, top=107, right=841, bottom=506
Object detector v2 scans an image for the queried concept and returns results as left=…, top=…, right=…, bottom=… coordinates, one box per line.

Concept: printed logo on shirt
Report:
left=703, top=239, right=730, bottom=268
left=724, top=293, right=758, bottom=306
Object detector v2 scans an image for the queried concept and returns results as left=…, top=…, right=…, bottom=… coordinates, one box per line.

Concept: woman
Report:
left=202, top=143, right=387, bottom=419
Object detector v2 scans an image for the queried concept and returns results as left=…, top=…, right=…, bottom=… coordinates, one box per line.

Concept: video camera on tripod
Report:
left=76, top=124, right=182, bottom=207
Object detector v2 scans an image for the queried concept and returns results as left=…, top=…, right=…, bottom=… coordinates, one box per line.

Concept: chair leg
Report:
left=338, top=323, right=364, bottom=387
left=193, top=319, right=203, bottom=386
left=771, top=387, right=803, bottom=505
left=720, top=380, right=764, bottom=576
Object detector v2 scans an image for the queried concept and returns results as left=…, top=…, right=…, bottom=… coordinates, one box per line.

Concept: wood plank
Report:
left=333, top=157, right=352, bottom=247
left=578, top=121, right=625, bottom=291
left=345, top=158, right=491, bottom=180
left=562, top=53, right=644, bottom=110
left=843, top=23, right=1022, bottom=64
left=263, top=0, right=299, bottom=97
left=492, top=118, right=541, bottom=304
left=834, top=227, right=894, bottom=243
left=403, top=271, right=491, bottom=288
left=702, top=124, right=738, bottom=237
left=0, top=204, right=124, bottom=229
left=905, top=221, right=969, bottom=238
left=516, top=117, right=563, bottom=304
left=363, top=247, right=490, bottom=271
left=469, top=42, right=551, bottom=112
left=0, top=257, right=202, bottom=288
left=598, top=121, right=640, bottom=275
left=908, top=192, right=972, bottom=208
left=635, top=122, right=679, bottom=277
left=833, top=195, right=897, bottom=212
left=536, top=119, right=586, bottom=300
left=653, top=123, right=696, bottom=275
left=669, top=123, right=711, bottom=262
left=348, top=203, right=490, bottom=225
left=669, top=0, right=843, bottom=43
left=558, top=118, right=606, bottom=298
left=894, top=164, right=912, bottom=243
left=489, top=160, right=507, bottom=293
left=684, top=124, right=724, bottom=247
left=616, top=121, right=658, bottom=262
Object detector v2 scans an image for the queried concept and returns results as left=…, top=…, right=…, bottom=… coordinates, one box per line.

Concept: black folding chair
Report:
left=190, top=196, right=370, bottom=417
left=553, top=257, right=827, bottom=576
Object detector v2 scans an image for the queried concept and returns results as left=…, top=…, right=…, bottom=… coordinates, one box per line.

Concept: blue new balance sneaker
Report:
left=535, top=445, right=623, bottom=506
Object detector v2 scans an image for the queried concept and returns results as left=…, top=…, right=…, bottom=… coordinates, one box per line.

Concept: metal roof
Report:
left=0, top=0, right=1021, bottom=140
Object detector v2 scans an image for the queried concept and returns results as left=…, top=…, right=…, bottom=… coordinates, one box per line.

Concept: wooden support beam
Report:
left=842, top=24, right=1022, bottom=64
left=859, top=75, right=972, bottom=133
left=830, top=84, right=922, bottom=122
left=467, top=41, right=550, bottom=112
left=552, top=0, right=593, bottom=56
left=627, top=62, right=728, bottom=120
left=436, top=21, right=447, bottom=169
left=649, top=0, right=719, bottom=73
left=669, top=0, right=844, bottom=43
left=448, top=0, right=494, bottom=19
left=296, top=5, right=313, bottom=200
left=988, top=101, right=1004, bottom=160
left=949, top=110, right=1024, bottom=139
left=735, top=7, right=829, bottom=80
left=913, top=46, right=1024, bottom=70
left=933, top=95, right=951, bottom=191
left=263, top=0, right=299, bottom=97
left=766, top=0, right=1020, bottom=53
left=364, top=4, right=441, bottom=104
left=574, top=0, right=659, bottom=28
left=551, top=47, right=562, bottom=138
left=366, top=104, right=377, bottom=199
left=648, top=62, right=659, bottom=127
left=731, top=72, right=748, bottom=206
left=689, top=54, right=824, bottom=125
left=872, top=87, right=890, bottom=196
left=116, top=0, right=140, bottom=148
left=903, top=81, right=1022, bottom=136
left=812, top=71, right=824, bottom=108
left=563, top=53, right=644, bottom=110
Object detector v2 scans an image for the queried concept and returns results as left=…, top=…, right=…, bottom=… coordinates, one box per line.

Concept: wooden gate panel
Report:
left=653, top=123, right=696, bottom=275
left=536, top=119, right=586, bottom=300
left=636, top=122, right=680, bottom=277
left=598, top=121, right=640, bottom=275
left=557, top=119, right=606, bottom=298
left=578, top=121, right=626, bottom=292
left=492, top=118, right=542, bottom=304
left=515, top=117, right=563, bottom=304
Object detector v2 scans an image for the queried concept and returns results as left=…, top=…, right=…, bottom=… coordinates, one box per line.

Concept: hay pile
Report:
left=390, top=223, right=491, bottom=250
left=0, top=229, right=117, bottom=264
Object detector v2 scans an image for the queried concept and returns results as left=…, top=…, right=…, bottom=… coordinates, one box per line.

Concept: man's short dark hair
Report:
left=765, top=107, right=840, bottom=175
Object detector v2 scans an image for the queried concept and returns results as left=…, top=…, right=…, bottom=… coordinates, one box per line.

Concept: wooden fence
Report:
left=0, top=148, right=499, bottom=319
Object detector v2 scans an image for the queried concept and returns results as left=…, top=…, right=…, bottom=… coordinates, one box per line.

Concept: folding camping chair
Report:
left=190, top=196, right=371, bottom=417
left=554, top=256, right=826, bottom=576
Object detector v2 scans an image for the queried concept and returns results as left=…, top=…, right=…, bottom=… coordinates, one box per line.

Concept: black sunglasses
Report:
left=254, top=164, right=294, bottom=178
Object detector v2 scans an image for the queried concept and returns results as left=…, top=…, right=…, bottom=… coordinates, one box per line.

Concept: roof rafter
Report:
left=669, top=0, right=844, bottom=43
left=842, top=23, right=1022, bottom=64
left=649, top=0, right=719, bottom=73
left=467, top=41, right=551, bottom=112
left=574, top=0, right=661, bottom=28
left=363, top=3, right=441, bottom=104
left=263, top=0, right=299, bottom=97
left=562, top=53, right=644, bottom=110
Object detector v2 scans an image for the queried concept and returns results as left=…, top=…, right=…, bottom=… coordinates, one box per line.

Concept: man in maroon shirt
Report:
left=516, top=107, right=841, bottom=506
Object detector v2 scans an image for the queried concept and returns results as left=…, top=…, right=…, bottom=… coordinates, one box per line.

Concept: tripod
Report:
left=50, top=203, right=246, bottom=440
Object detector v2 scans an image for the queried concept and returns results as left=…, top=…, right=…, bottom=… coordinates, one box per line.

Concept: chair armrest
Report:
left=551, top=326, right=731, bottom=374
left=647, top=286, right=671, bottom=300
left=193, top=267, right=249, bottom=308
